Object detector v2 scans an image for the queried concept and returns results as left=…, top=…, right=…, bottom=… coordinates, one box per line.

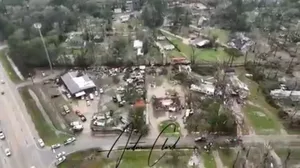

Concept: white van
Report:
left=89, top=93, right=94, bottom=100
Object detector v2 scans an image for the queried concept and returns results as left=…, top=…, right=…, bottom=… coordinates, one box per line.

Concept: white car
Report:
left=66, top=93, right=71, bottom=99
left=0, top=131, right=5, bottom=140
left=56, top=151, right=66, bottom=159
left=38, top=138, right=45, bottom=148
left=55, top=155, right=66, bottom=165
left=64, top=137, right=76, bottom=145
left=86, top=100, right=91, bottom=106
left=5, top=148, right=11, bottom=156
left=94, top=91, right=99, bottom=96
left=99, top=88, right=104, bottom=94
left=51, top=143, right=61, bottom=149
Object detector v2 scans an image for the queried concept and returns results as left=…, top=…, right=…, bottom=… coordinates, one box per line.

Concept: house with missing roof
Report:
left=60, top=71, right=96, bottom=98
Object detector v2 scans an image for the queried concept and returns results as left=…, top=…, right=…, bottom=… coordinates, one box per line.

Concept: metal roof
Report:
left=61, top=71, right=96, bottom=95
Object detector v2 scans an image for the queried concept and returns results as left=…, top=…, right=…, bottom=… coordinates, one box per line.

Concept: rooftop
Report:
left=61, top=71, right=96, bottom=95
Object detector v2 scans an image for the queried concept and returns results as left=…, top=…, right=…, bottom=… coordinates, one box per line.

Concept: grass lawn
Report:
left=0, top=51, right=21, bottom=83
left=159, top=120, right=181, bottom=136
left=19, top=87, right=70, bottom=145
left=202, top=152, right=217, bottom=168
left=59, top=149, right=193, bottom=168
left=169, top=37, right=230, bottom=62
left=237, top=68, right=284, bottom=134
left=243, top=104, right=280, bottom=134
left=218, top=149, right=235, bottom=167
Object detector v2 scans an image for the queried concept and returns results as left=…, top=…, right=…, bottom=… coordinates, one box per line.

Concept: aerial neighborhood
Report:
left=1, top=0, right=300, bottom=167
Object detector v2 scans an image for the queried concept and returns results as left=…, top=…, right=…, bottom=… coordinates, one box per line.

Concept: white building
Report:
left=133, top=40, right=143, bottom=49
left=270, top=89, right=300, bottom=101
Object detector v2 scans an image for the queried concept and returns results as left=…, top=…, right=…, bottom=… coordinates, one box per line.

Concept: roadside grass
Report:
left=0, top=51, right=21, bottom=83
left=159, top=120, right=181, bottom=136
left=202, top=152, right=217, bottom=168
left=238, top=68, right=284, bottom=134
left=218, top=149, right=235, bottom=167
left=19, top=87, right=69, bottom=145
left=59, top=149, right=193, bottom=168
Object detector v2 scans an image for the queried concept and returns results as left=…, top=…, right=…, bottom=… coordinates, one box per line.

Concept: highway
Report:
left=0, top=53, right=48, bottom=168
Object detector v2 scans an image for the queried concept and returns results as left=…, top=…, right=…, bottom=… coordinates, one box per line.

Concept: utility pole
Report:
left=33, top=23, right=53, bottom=73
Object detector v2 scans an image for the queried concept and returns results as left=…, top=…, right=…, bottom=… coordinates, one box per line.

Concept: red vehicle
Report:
left=75, top=110, right=87, bottom=122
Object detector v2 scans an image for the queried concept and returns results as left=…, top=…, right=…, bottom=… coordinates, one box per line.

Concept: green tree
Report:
left=141, top=0, right=166, bottom=29
left=128, top=107, right=149, bottom=136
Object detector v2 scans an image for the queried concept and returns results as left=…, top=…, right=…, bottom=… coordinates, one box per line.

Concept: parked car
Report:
left=55, top=156, right=66, bottom=166
left=64, top=137, right=76, bottom=146
left=5, top=148, right=11, bottom=156
left=75, top=110, right=87, bottom=122
left=94, top=91, right=99, bottom=96
left=51, top=143, right=61, bottom=149
left=99, top=88, right=104, bottom=94
left=194, top=136, right=207, bottom=142
left=37, top=138, right=45, bottom=148
left=0, top=131, right=5, bottom=140
left=66, top=93, right=71, bottom=99
left=51, top=94, right=60, bottom=98
left=86, top=100, right=91, bottom=106
left=89, top=93, right=94, bottom=100
left=56, top=152, right=66, bottom=159
left=62, top=105, right=70, bottom=115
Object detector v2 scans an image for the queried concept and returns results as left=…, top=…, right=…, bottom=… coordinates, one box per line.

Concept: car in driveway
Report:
left=64, top=137, right=76, bottom=146
left=5, top=148, right=11, bottom=156
left=56, top=151, right=66, bottom=159
left=51, top=143, right=61, bottom=149
left=0, top=131, right=5, bottom=140
left=55, top=156, right=66, bottom=166
left=37, top=138, right=45, bottom=148
left=75, top=110, right=87, bottom=122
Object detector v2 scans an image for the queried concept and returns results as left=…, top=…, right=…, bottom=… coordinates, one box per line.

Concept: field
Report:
left=19, top=87, right=70, bottom=145
left=59, top=149, right=194, bottom=168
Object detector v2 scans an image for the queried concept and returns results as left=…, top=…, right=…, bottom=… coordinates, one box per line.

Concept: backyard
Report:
left=169, top=37, right=230, bottom=62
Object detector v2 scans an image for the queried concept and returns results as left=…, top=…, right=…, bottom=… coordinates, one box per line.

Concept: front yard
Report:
left=238, top=69, right=285, bottom=134
left=159, top=120, right=181, bottom=136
